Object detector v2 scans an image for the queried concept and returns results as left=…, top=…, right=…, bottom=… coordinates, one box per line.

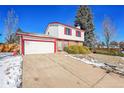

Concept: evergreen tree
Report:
left=16, top=28, right=23, bottom=33
left=75, top=5, right=95, bottom=48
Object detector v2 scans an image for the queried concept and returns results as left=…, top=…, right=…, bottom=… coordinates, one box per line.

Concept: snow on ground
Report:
left=121, top=57, right=124, bottom=60
left=65, top=54, right=105, bottom=67
left=0, top=53, right=23, bottom=88
left=65, top=54, right=124, bottom=75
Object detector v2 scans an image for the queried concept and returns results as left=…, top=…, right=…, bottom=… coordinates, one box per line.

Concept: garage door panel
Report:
left=24, top=41, right=54, bottom=54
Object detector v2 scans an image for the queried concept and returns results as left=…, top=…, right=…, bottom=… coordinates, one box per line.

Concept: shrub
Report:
left=118, top=53, right=124, bottom=57
left=94, top=48, right=124, bottom=57
left=109, top=49, right=118, bottom=55
left=64, top=45, right=91, bottom=54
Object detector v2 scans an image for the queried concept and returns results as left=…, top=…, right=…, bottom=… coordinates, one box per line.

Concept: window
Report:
left=76, top=31, right=81, bottom=37
left=64, top=27, right=72, bottom=35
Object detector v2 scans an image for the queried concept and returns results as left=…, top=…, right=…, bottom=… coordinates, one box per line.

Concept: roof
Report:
left=48, top=22, right=85, bottom=32
left=16, top=32, right=52, bottom=38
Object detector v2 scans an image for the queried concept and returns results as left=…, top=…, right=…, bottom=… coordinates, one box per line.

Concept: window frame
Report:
left=76, top=31, right=81, bottom=37
left=64, top=27, right=72, bottom=36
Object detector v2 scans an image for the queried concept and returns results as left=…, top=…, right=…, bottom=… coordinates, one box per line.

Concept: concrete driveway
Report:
left=23, top=53, right=124, bottom=88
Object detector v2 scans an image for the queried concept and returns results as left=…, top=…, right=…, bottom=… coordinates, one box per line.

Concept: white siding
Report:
left=45, top=23, right=84, bottom=42
left=46, top=24, right=59, bottom=38
left=58, top=25, right=84, bottom=41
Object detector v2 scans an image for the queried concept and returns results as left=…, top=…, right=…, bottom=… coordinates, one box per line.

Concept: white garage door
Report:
left=24, top=40, right=54, bottom=54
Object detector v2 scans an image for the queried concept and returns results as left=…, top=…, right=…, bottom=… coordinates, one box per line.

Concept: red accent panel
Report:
left=64, top=27, right=66, bottom=35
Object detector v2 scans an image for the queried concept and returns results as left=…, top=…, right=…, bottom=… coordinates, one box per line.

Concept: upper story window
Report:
left=64, top=27, right=72, bottom=35
left=76, top=31, right=81, bottom=37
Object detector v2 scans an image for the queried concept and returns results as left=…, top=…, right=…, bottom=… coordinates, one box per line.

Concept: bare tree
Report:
left=5, top=9, right=18, bottom=43
left=103, top=16, right=116, bottom=49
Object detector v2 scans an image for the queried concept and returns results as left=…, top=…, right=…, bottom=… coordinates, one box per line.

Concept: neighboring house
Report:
left=110, top=46, right=120, bottom=48
left=16, top=22, right=85, bottom=55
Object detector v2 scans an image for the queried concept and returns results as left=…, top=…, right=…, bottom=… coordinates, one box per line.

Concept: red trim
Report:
left=20, top=36, right=22, bottom=54
left=21, top=36, right=24, bottom=55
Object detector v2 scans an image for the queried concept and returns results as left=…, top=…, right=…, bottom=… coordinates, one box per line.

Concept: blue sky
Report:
left=0, top=5, right=124, bottom=43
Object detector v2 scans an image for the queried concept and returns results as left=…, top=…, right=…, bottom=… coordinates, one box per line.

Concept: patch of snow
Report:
left=0, top=53, right=23, bottom=88
left=120, top=57, right=124, bottom=60
left=0, top=53, right=13, bottom=58
left=65, top=54, right=124, bottom=75
left=65, top=54, right=105, bottom=67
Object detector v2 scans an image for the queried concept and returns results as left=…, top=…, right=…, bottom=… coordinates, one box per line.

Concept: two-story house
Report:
left=16, top=22, right=85, bottom=55
left=46, top=22, right=84, bottom=51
